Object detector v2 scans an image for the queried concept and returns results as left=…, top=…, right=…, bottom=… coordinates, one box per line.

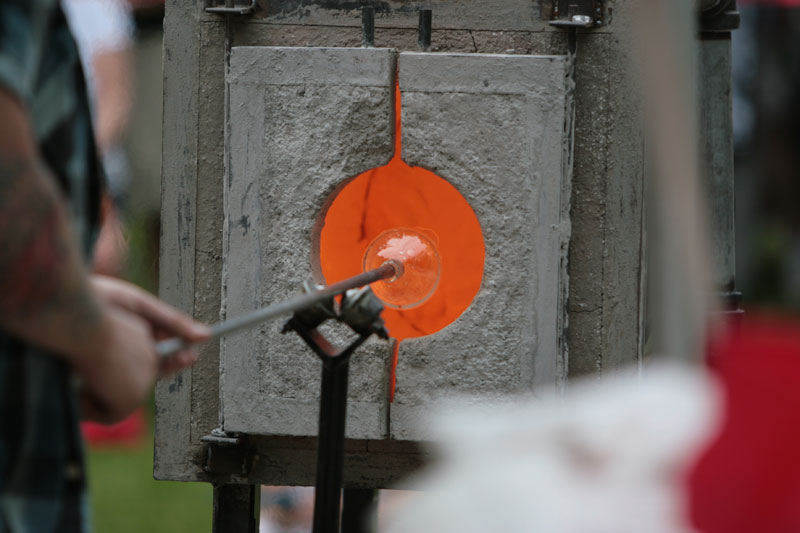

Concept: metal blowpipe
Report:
left=155, top=263, right=397, bottom=358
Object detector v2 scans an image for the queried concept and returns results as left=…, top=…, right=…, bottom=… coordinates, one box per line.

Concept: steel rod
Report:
left=155, top=263, right=396, bottom=357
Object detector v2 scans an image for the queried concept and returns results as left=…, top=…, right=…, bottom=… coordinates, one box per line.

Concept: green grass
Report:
left=85, top=408, right=213, bottom=533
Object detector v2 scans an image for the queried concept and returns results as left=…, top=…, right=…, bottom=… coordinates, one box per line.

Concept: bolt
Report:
left=572, top=14, right=592, bottom=25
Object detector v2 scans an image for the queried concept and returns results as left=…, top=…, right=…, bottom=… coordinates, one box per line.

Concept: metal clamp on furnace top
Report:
left=549, top=0, right=604, bottom=29
left=281, top=282, right=390, bottom=533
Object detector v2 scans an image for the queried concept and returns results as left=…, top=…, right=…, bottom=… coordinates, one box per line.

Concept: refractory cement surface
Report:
left=221, top=47, right=572, bottom=441
left=222, top=47, right=396, bottom=439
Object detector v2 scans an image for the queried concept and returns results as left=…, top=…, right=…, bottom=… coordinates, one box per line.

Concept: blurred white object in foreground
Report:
left=384, top=364, right=721, bottom=533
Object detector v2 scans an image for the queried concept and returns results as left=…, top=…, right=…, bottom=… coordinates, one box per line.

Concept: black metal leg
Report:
left=312, top=359, right=350, bottom=533
left=418, top=9, right=432, bottom=50
left=341, top=488, right=378, bottom=533
left=283, top=286, right=387, bottom=533
left=362, top=6, right=375, bottom=47
left=212, top=483, right=260, bottom=533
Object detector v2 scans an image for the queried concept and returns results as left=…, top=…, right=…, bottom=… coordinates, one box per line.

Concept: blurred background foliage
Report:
left=87, top=399, right=212, bottom=532
left=734, top=4, right=800, bottom=310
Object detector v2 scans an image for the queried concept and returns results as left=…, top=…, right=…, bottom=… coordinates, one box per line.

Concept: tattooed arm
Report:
left=0, top=88, right=106, bottom=359
left=0, top=88, right=207, bottom=422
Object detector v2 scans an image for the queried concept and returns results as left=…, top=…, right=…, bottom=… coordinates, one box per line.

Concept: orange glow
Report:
left=318, top=83, right=485, bottom=343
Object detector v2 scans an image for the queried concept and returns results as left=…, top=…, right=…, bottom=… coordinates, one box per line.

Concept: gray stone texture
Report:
left=191, top=21, right=227, bottom=446
left=392, top=52, right=571, bottom=440
left=221, top=47, right=396, bottom=439
left=698, top=37, right=735, bottom=288
left=567, top=23, right=645, bottom=378
left=221, top=48, right=571, bottom=442
left=154, top=0, right=203, bottom=480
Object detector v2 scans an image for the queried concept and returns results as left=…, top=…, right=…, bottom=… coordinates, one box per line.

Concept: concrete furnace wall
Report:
left=156, top=0, right=643, bottom=488
left=393, top=52, right=571, bottom=439
left=219, top=48, right=571, bottom=442
left=222, top=46, right=396, bottom=440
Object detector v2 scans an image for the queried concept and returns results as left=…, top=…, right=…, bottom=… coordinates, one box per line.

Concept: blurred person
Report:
left=382, top=321, right=800, bottom=533
left=62, top=0, right=136, bottom=277
left=260, top=486, right=314, bottom=533
left=61, top=0, right=134, bottom=200
left=383, top=0, right=800, bottom=530
left=0, top=1, right=208, bottom=531
left=382, top=364, right=720, bottom=533
left=62, top=0, right=143, bottom=444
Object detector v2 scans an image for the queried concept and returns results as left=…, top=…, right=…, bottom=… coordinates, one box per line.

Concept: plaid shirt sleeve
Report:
left=0, top=1, right=40, bottom=106
left=0, top=1, right=99, bottom=532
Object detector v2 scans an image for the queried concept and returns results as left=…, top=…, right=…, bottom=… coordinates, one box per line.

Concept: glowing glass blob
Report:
left=363, top=228, right=442, bottom=309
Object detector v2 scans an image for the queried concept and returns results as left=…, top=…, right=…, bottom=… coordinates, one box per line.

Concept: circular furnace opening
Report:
left=317, top=159, right=485, bottom=342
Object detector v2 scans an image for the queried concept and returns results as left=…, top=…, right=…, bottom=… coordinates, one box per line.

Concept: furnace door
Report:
left=222, top=47, right=572, bottom=442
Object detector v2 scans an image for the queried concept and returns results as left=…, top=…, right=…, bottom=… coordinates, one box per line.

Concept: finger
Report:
left=79, top=390, right=120, bottom=425
left=158, top=349, right=198, bottom=377
left=169, top=350, right=197, bottom=374
left=128, top=290, right=210, bottom=343
left=91, top=276, right=210, bottom=343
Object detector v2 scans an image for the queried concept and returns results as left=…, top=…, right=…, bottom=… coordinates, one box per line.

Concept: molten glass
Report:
left=363, top=228, right=442, bottom=309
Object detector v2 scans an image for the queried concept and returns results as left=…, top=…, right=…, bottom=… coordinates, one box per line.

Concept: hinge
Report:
left=201, top=428, right=251, bottom=476
left=549, top=0, right=604, bottom=29
left=205, top=0, right=256, bottom=15
left=720, top=290, right=744, bottom=315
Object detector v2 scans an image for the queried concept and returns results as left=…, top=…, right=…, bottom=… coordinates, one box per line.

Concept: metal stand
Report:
left=342, top=489, right=379, bottom=533
left=201, top=269, right=394, bottom=532
left=212, top=483, right=260, bottom=533
left=283, top=285, right=389, bottom=533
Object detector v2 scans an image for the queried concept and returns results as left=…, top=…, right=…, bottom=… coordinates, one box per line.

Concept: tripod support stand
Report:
left=282, top=284, right=389, bottom=533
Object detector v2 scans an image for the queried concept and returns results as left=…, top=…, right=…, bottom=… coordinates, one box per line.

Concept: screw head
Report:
left=572, top=14, right=592, bottom=25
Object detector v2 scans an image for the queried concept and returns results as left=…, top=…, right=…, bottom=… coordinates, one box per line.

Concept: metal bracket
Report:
left=205, top=0, right=257, bottom=15
left=282, top=285, right=389, bottom=352
left=418, top=9, right=432, bottom=51
left=720, top=289, right=744, bottom=316
left=699, top=0, right=740, bottom=33
left=201, top=428, right=251, bottom=476
left=362, top=7, right=375, bottom=48
left=549, top=0, right=603, bottom=29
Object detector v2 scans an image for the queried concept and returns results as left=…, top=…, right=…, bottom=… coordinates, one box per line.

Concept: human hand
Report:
left=77, top=276, right=210, bottom=423
left=76, top=307, right=157, bottom=423
left=89, top=275, right=211, bottom=375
